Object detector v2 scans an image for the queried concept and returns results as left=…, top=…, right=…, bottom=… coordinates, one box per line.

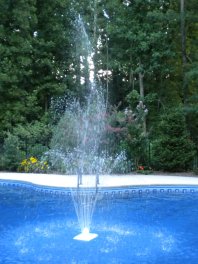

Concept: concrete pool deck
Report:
left=0, top=172, right=198, bottom=188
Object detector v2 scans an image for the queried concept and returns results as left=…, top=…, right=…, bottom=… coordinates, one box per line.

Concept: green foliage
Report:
left=103, top=0, right=177, bottom=104
left=0, top=120, right=51, bottom=171
left=152, top=108, right=196, bottom=172
left=124, top=124, right=149, bottom=168
left=13, top=120, right=52, bottom=147
left=0, top=0, right=73, bottom=138
left=126, top=90, right=140, bottom=109
left=105, top=101, right=148, bottom=168
left=14, top=121, right=50, bottom=159
left=1, top=133, right=25, bottom=171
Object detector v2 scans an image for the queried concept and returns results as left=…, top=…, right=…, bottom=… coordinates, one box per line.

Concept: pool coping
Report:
left=0, top=172, right=198, bottom=188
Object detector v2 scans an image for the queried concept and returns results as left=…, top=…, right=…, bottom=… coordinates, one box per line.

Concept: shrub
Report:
left=1, top=121, right=50, bottom=171
left=2, top=133, right=25, bottom=171
left=152, top=108, right=196, bottom=172
left=105, top=102, right=148, bottom=169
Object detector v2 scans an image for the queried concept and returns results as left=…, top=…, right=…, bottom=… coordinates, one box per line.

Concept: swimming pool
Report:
left=0, top=180, right=198, bottom=264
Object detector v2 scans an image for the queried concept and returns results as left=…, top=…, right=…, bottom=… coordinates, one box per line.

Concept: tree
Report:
left=0, top=0, right=73, bottom=139
left=32, top=0, right=73, bottom=111
left=0, top=0, right=38, bottom=139
left=102, top=1, right=178, bottom=126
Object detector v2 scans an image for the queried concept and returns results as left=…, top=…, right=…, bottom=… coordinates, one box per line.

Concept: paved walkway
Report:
left=0, top=172, right=198, bottom=188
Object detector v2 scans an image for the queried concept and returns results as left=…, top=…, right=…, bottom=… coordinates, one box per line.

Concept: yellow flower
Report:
left=19, top=156, right=49, bottom=173
left=21, top=159, right=27, bottom=166
left=30, top=157, right=37, bottom=164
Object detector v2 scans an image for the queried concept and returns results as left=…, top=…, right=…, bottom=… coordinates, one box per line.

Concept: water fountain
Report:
left=49, top=15, right=106, bottom=241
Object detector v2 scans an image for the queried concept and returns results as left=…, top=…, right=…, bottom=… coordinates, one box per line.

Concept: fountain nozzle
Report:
left=73, top=227, right=98, bottom=241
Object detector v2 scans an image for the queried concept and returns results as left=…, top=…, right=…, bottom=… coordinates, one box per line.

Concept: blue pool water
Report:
left=0, top=182, right=198, bottom=264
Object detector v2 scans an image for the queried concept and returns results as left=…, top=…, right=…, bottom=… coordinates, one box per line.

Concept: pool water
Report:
left=0, top=184, right=198, bottom=264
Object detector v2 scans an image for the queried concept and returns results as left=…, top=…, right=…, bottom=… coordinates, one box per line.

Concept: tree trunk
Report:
left=93, top=0, right=97, bottom=47
left=93, top=0, right=98, bottom=82
left=180, top=0, right=187, bottom=65
left=44, top=96, right=48, bottom=112
left=129, top=47, right=134, bottom=90
left=106, top=34, right=109, bottom=109
left=139, top=72, right=144, bottom=98
left=180, top=0, right=188, bottom=104
left=139, top=72, right=146, bottom=135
